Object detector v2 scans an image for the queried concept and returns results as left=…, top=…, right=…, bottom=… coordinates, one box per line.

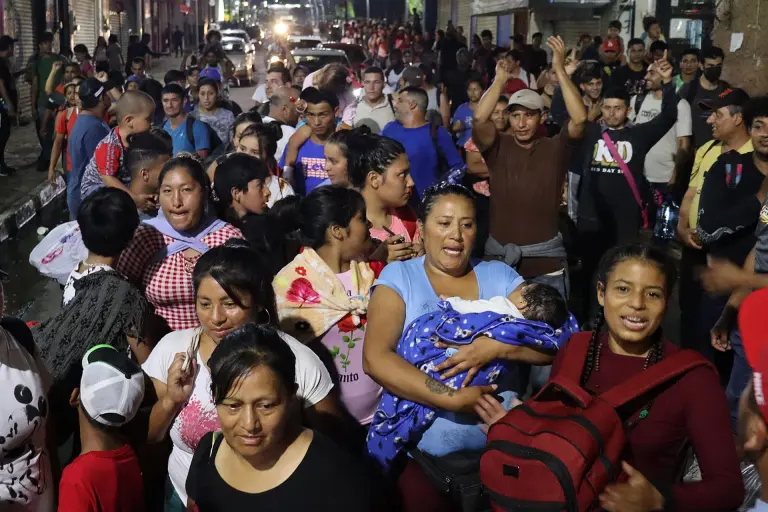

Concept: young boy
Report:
left=79, top=90, right=156, bottom=211
left=58, top=344, right=145, bottom=511
left=125, top=130, right=172, bottom=220
left=279, top=87, right=339, bottom=194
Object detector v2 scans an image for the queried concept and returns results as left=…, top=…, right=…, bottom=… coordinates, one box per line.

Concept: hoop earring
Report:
left=258, top=308, right=271, bottom=325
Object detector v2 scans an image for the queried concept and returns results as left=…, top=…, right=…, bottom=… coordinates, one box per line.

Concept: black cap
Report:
left=0, top=35, right=17, bottom=51
left=39, top=31, right=54, bottom=43
left=699, top=87, right=750, bottom=111
left=79, top=77, right=109, bottom=108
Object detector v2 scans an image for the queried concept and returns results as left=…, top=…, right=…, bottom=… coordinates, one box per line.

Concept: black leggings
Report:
left=0, top=108, right=11, bottom=166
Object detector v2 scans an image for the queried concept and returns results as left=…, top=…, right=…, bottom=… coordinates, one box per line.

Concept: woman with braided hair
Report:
left=547, top=243, right=743, bottom=511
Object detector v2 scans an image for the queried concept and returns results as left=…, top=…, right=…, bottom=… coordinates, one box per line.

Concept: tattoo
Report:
left=425, top=376, right=455, bottom=397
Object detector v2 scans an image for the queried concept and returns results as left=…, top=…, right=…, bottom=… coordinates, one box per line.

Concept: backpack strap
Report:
left=556, top=332, right=593, bottom=384
left=601, top=131, right=649, bottom=228
left=600, top=350, right=713, bottom=409
left=185, top=116, right=196, bottom=148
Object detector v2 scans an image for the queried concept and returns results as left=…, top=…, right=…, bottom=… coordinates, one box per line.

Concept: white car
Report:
left=287, top=35, right=324, bottom=50
left=290, top=48, right=352, bottom=73
left=222, top=29, right=255, bottom=53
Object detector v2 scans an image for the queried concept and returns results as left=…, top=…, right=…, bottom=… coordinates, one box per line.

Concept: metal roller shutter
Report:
left=456, top=0, right=471, bottom=41
left=4, top=0, right=34, bottom=120
left=74, top=0, right=98, bottom=51
left=474, top=15, right=497, bottom=44
left=554, top=19, right=601, bottom=49
left=438, top=0, right=450, bottom=32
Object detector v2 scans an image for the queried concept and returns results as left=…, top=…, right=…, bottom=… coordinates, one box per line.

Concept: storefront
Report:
left=72, top=0, right=98, bottom=52
left=1, top=0, right=34, bottom=118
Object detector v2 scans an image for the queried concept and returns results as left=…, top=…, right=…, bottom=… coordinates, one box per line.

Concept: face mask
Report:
left=703, top=66, right=722, bottom=82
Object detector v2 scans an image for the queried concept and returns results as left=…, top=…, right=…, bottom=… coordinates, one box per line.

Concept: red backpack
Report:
left=479, top=334, right=713, bottom=512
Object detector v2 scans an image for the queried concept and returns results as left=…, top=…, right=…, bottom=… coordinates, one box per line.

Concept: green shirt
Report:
left=29, top=53, right=66, bottom=106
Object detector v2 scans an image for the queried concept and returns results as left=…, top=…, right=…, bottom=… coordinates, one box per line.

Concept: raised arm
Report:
left=471, top=60, right=511, bottom=152
left=634, top=52, right=678, bottom=150
left=548, top=36, right=586, bottom=140
left=44, top=60, right=62, bottom=96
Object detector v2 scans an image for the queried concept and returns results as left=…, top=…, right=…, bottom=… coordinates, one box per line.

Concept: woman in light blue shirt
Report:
left=362, top=183, right=556, bottom=510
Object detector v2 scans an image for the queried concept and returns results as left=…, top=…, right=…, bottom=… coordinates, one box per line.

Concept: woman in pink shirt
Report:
left=274, top=186, right=382, bottom=434
left=349, top=135, right=422, bottom=263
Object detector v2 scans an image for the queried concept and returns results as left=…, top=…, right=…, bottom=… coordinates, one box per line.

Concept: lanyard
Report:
left=725, top=162, right=743, bottom=188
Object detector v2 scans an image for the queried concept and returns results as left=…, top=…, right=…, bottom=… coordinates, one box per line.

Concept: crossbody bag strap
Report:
left=601, top=131, right=649, bottom=228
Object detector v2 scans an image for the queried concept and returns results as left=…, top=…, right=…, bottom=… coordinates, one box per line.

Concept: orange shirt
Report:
left=54, top=107, right=78, bottom=171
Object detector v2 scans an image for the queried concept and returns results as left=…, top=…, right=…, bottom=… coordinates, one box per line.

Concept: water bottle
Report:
left=654, top=196, right=680, bottom=240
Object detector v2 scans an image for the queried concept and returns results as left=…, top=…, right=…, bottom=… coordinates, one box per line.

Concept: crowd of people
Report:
left=4, top=14, right=768, bottom=512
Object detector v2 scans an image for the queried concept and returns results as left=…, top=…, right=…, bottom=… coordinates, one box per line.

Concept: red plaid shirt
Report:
left=117, top=223, right=243, bottom=331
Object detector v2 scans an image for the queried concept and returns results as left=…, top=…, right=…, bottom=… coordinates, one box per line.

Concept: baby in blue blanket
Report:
left=367, top=282, right=578, bottom=470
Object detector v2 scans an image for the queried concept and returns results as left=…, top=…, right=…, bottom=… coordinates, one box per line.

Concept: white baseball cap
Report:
left=507, top=89, right=544, bottom=112
left=80, top=345, right=145, bottom=427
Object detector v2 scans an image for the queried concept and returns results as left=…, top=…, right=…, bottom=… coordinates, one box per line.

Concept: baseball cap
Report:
left=200, top=66, right=222, bottom=83
left=699, top=87, right=750, bottom=112
left=79, top=77, right=112, bottom=108
left=401, top=66, right=425, bottom=87
left=602, top=39, right=619, bottom=53
left=80, top=344, right=145, bottom=427
left=508, top=88, right=544, bottom=112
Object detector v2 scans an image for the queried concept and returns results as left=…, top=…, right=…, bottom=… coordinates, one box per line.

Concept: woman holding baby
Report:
left=363, top=183, right=559, bottom=511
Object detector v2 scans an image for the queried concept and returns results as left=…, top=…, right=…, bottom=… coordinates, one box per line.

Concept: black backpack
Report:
left=1, top=317, right=36, bottom=357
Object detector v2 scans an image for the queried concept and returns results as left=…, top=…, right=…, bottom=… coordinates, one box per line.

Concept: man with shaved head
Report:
left=80, top=89, right=156, bottom=212
left=381, top=85, right=462, bottom=199
left=262, top=86, right=299, bottom=161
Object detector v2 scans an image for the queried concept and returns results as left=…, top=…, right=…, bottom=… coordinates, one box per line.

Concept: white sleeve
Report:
left=279, top=332, right=334, bottom=407
left=676, top=99, right=693, bottom=138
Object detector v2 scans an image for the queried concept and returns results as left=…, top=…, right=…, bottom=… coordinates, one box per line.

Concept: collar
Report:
left=361, top=95, right=389, bottom=109
left=600, top=121, right=633, bottom=133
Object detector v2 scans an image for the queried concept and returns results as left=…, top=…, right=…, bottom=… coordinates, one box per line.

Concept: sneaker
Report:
left=0, top=167, right=8, bottom=177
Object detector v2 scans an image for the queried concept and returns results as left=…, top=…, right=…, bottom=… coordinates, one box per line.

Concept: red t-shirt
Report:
left=551, top=333, right=743, bottom=511
left=55, top=107, right=78, bottom=171
left=58, top=444, right=144, bottom=512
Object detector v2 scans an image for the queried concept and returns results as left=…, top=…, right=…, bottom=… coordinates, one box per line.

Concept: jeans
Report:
left=36, top=105, right=54, bottom=162
left=163, top=477, right=185, bottom=512
left=725, top=327, right=751, bottom=434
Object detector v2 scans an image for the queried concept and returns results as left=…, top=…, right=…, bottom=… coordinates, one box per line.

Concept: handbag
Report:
left=601, top=131, right=657, bottom=230
left=409, top=448, right=491, bottom=512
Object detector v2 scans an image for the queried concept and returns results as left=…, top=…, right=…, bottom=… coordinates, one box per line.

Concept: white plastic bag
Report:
left=29, top=221, right=88, bottom=285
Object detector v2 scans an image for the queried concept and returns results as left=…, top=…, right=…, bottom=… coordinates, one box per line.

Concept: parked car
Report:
left=287, top=35, right=324, bottom=50
left=221, top=36, right=255, bottom=86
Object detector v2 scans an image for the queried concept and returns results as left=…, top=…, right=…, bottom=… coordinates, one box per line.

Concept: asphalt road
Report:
left=3, top=78, right=262, bottom=321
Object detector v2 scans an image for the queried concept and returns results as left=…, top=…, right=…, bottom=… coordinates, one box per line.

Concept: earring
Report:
left=259, top=308, right=272, bottom=325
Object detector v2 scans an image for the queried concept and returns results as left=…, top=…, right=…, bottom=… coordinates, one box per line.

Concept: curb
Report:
left=0, top=176, right=66, bottom=243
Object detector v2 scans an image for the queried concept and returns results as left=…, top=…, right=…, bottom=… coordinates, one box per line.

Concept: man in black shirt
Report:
left=576, top=54, right=676, bottom=318
left=611, top=38, right=648, bottom=96
left=528, top=32, right=548, bottom=79
left=0, top=35, right=17, bottom=176
left=437, top=26, right=466, bottom=74
left=441, top=48, right=471, bottom=115
left=679, top=46, right=729, bottom=149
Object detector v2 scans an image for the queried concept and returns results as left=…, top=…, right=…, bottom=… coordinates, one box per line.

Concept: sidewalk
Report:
left=0, top=56, right=182, bottom=243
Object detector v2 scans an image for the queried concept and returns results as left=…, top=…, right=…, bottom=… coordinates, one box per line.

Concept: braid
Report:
left=580, top=308, right=604, bottom=387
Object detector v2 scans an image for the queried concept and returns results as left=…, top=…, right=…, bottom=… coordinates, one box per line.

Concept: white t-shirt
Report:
left=262, top=115, right=296, bottom=162
left=0, top=328, right=53, bottom=512
left=251, top=83, right=268, bottom=103
left=62, top=263, right=112, bottom=306
left=631, top=94, right=693, bottom=183
left=387, top=68, right=404, bottom=90
left=142, top=327, right=334, bottom=504
left=266, top=175, right=295, bottom=207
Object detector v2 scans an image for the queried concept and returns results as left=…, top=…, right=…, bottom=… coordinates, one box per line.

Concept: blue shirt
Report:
left=451, top=102, right=474, bottom=148
left=278, top=139, right=327, bottom=195
left=749, top=500, right=768, bottom=512
left=374, top=256, right=524, bottom=456
left=380, top=122, right=463, bottom=199
left=163, top=117, right=211, bottom=155
left=69, top=113, right=110, bottom=188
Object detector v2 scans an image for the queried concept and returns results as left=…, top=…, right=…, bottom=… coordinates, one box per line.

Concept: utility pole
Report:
left=366, top=0, right=369, bottom=21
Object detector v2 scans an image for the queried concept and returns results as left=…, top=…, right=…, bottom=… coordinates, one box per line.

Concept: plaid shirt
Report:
left=116, top=223, right=243, bottom=331
left=80, top=127, right=130, bottom=199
